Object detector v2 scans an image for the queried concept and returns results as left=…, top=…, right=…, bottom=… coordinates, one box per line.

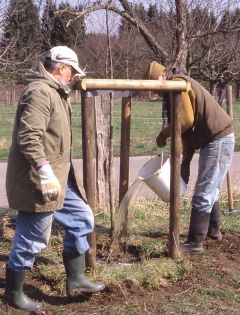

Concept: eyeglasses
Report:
left=64, top=64, right=77, bottom=76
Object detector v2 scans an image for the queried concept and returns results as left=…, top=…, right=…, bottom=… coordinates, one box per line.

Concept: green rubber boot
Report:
left=207, top=201, right=222, bottom=240
left=4, top=266, right=42, bottom=311
left=63, top=251, right=105, bottom=297
left=180, top=210, right=211, bottom=254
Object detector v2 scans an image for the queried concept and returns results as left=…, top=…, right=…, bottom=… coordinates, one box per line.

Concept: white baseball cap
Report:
left=46, top=46, right=86, bottom=76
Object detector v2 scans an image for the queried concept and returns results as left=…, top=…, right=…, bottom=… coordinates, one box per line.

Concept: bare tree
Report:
left=187, top=3, right=240, bottom=103
left=56, top=1, right=169, bottom=63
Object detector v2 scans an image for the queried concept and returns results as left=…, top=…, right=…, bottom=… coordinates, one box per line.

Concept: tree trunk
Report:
left=172, top=0, right=188, bottom=73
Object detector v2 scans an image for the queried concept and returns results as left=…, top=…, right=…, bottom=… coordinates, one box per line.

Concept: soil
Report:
left=0, top=229, right=239, bottom=315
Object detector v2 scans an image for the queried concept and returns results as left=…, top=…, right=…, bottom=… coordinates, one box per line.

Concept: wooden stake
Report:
left=81, top=91, right=96, bottom=268
left=169, top=92, right=182, bottom=259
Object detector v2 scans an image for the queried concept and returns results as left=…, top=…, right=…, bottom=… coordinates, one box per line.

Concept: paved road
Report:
left=0, top=152, right=240, bottom=208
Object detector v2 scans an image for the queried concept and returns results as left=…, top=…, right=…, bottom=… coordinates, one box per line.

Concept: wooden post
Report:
left=78, top=78, right=191, bottom=92
left=169, top=92, right=182, bottom=259
left=81, top=91, right=96, bottom=268
left=118, top=96, right=131, bottom=237
left=225, top=85, right=239, bottom=213
left=226, top=86, right=234, bottom=210
left=95, top=94, right=111, bottom=208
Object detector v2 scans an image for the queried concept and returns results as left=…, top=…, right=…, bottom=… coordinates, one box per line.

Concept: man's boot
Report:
left=63, top=251, right=105, bottom=297
left=180, top=210, right=211, bottom=254
left=207, top=201, right=222, bottom=240
left=4, top=266, right=42, bottom=311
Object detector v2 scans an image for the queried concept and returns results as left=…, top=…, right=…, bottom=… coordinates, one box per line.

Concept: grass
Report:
left=0, top=100, right=163, bottom=159
left=0, top=98, right=240, bottom=313
left=1, top=190, right=240, bottom=314
left=28, top=197, right=189, bottom=295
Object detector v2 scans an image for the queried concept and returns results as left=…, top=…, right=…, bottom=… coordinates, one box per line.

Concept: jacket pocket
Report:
left=47, top=152, right=63, bottom=163
left=46, top=136, right=64, bottom=163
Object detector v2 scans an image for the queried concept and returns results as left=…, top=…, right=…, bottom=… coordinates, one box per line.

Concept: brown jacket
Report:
left=6, top=63, right=86, bottom=212
left=162, top=74, right=233, bottom=163
left=179, top=75, right=232, bottom=148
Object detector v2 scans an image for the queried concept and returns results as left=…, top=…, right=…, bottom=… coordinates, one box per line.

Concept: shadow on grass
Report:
left=25, top=284, right=92, bottom=306
left=0, top=278, right=92, bottom=308
left=0, top=254, right=8, bottom=262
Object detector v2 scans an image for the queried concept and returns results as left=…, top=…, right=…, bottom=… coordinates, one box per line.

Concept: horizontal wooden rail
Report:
left=75, top=79, right=191, bottom=92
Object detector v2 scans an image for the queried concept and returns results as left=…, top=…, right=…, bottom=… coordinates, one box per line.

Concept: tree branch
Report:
left=55, top=2, right=169, bottom=61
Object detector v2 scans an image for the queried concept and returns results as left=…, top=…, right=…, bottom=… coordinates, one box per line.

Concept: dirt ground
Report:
left=0, top=227, right=240, bottom=315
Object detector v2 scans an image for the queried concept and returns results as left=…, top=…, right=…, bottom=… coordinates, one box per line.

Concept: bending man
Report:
left=145, top=61, right=235, bottom=255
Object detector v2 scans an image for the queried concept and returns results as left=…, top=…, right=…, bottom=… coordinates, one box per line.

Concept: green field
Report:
left=0, top=99, right=239, bottom=160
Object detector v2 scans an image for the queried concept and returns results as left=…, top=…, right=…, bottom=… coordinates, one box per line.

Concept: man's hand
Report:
left=37, top=164, right=61, bottom=202
left=181, top=163, right=190, bottom=184
left=156, top=131, right=167, bottom=148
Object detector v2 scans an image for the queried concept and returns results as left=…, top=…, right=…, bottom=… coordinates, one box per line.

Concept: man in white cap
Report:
left=4, top=46, right=105, bottom=312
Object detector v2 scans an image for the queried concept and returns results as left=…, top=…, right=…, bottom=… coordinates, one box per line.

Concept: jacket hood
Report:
left=22, top=62, right=69, bottom=95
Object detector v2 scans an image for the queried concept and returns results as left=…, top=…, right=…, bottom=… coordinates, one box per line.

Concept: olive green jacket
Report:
left=6, top=63, right=86, bottom=212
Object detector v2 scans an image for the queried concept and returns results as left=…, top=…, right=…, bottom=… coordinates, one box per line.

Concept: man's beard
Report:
left=58, top=79, right=72, bottom=95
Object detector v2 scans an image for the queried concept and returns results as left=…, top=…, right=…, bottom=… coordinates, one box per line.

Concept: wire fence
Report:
left=0, top=88, right=240, bottom=161
left=0, top=97, right=166, bottom=160
left=0, top=90, right=240, bottom=209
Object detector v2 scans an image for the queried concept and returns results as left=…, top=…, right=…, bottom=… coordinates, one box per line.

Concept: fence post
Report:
left=226, top=86, right=233, bottom=211
left=225, top=85, right=240, bottom=214
left=81, top=91, right=96, bottom=268
left=118, top=96, right=131, bottom=238
left=169, top=92, right=182, bottom=259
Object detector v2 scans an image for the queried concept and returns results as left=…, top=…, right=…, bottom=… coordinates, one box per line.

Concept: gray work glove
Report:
left=37, top=164, right=61, bottom=202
